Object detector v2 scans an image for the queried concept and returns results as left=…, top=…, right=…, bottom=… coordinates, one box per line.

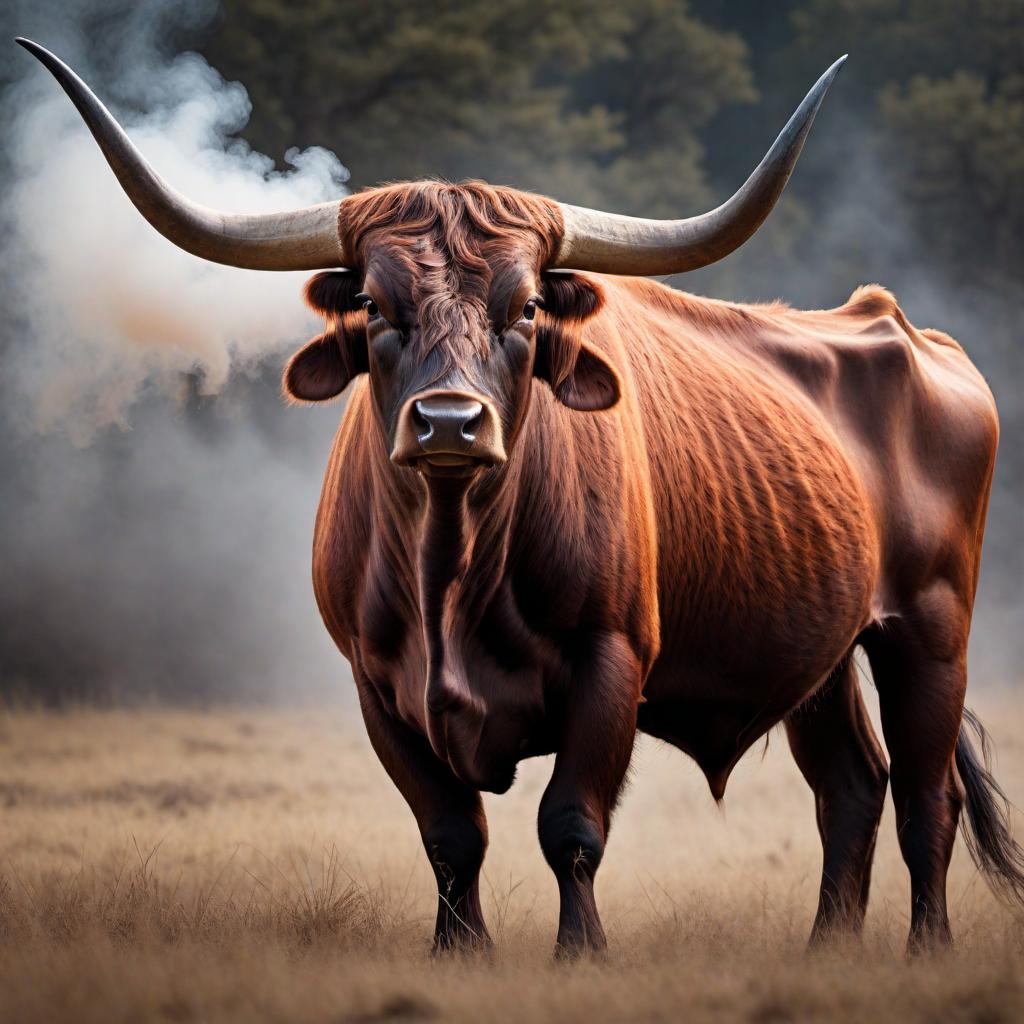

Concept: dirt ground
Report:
left=1, top=688, right=1022, bottom=1023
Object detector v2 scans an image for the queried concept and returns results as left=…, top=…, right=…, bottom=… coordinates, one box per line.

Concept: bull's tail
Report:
left=956, top=707, right=1024, bottom=907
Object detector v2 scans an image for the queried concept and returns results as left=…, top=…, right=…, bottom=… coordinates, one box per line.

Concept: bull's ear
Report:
left=535, top=271, right=620, bottom=411
left=547, top=342, right=621, bottom=411
left=283, top=271, right=368, bottom=403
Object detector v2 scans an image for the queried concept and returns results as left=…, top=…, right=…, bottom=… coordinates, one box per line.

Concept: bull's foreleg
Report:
left=356, top=680, right=491, bottom=953
left=538, top=632, right=640, bottom=957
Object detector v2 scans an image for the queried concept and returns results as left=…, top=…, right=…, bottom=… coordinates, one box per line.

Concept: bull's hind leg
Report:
left=356, top=680, right=491, bottom=953
left=786, top=657, right=889, bottom=942
left=862, top=587, right=969, bottom=951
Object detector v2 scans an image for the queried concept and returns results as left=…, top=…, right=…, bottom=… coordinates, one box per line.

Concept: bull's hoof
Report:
left=905, top=927, right=954, bottom=958
left=804, top=918, right=865, bottom=953
left=552, top=937, right=608, bottom=963
left=430, top=932, right=494, bottom=959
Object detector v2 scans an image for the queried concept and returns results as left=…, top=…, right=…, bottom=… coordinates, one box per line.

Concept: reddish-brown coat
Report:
left=287, top=182, right=1002, bottom=955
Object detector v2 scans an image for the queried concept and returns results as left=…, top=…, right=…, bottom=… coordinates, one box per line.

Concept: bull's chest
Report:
left=355, top=571, right=557, bottom=783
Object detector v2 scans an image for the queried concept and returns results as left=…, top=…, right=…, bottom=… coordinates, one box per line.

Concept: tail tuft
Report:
left=956, top=708, right=1024, bottom=908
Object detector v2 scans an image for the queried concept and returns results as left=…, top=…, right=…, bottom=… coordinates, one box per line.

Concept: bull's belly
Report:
left=640, top=437, right=880, bottom=794
left=636, top=691, right=781, bottom=800
left=636, top=616, right=866, bottom=797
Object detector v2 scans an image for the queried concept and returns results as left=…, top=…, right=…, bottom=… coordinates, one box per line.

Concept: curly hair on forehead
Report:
left=338, top=182, right=565, bottom=369
left=338, top=181, right=564, bottom=269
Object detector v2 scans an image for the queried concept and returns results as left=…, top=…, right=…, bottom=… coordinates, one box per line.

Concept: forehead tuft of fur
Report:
left=338, top=183, right=565, bottom=376
left=340, top=181, right=564, bottom=267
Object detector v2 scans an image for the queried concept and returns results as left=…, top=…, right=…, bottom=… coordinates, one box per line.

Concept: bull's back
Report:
left=741, top=285, right=999, bottom=615
left=617, top=292, right=875, bottom=696
left=589, top=278, right=996, bottom=707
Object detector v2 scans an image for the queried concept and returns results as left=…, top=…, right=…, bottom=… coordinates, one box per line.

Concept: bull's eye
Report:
left=356, top=293, right=380, bottom=318
left=522, top=299, right=538, bottom=322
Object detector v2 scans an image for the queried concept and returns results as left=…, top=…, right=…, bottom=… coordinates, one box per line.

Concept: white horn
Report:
left=17, top=37, right=346, bottom=271
left=552, top=56, right=847, bottom=276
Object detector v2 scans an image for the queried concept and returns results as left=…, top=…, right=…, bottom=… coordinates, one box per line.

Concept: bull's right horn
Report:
left=552, top=56, right=848, bottom=276
left=16, top=37, right=345, bottom=271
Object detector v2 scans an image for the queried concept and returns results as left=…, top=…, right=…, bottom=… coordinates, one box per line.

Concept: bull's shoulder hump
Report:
left=760, top=287, right=999, bottom=500
left=746, top=286, right=992, bottom=411
left=838, top=286, right=996, bottom=424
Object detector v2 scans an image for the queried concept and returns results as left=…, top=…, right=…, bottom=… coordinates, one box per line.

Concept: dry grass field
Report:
left=1, top=690, right=1023, bottom=1024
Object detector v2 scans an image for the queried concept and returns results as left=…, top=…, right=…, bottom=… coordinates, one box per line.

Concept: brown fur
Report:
left=287, top=181, right=1002, bottom=955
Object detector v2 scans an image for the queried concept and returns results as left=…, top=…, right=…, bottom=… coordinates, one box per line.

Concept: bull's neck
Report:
left=422, top=469, right=513, bottom=641
left=418, top=478, right=473, bottom=714
left=375, top=458, right=517, bottom=718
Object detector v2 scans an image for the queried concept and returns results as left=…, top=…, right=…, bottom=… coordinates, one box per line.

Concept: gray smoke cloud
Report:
left=1, top=0, right=353, bottom=702
left=6, top=10, right=345, bottom=442
left=0, top=1, right=1018, bottom=703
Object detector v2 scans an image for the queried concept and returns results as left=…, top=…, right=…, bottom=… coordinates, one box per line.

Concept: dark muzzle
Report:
left=391, top=389, right=506, bottom=470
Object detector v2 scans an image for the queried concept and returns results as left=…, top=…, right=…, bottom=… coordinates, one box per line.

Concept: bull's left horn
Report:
left=551, top=56, right=847, bottom=276
left=15, top=38, right=345, bottom=271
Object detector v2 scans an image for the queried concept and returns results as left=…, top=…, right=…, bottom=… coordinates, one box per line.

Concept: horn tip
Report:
left=14, top=37, right=48, bottom=60
left=811, top=54, right=848, bottom=103
left=826, top=54, right=849, bottom=78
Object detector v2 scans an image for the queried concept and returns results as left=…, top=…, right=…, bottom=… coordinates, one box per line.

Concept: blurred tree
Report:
left=880, top=73, right=1023, bottom=283
left=790, top=0, right=1024, bottom=284
left=203, top=0, right=753, bottom=212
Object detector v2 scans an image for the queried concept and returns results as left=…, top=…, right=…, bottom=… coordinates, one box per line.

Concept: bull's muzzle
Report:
left=391, top=390, right=506, bottom=471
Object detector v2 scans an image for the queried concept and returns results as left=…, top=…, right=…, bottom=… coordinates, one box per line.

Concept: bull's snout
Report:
left=415, top=396, right=482, bottom=448
left=391, top=390, right=506, bottom=469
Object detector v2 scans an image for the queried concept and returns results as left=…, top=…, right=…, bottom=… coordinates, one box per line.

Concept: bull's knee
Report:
left=857, top=759, right=889, bottom=819
left=538, top=804, right=604, bottom=880
left=423, top=815, right=487, bottom=893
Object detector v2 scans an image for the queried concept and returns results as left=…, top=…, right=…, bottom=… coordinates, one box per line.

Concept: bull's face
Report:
left=283, top=189, right=621, bottom=479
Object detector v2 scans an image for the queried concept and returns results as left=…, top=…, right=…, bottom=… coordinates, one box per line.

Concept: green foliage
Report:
left=205, top=0, right=753, bottom=213
left=791, top=0, right=1024, bottom=283
left=792, top=0, right=1022, bottom=81
left=880, top=72, right=1024, bottom=279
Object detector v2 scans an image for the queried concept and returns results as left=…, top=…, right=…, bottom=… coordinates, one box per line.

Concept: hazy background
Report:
left=1, top=0, right=1020, bottom=704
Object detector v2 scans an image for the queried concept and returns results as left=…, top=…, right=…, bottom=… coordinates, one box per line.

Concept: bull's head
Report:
left=283, top=186, right=622, bottom=476
left=17, top=38, right=845, bottom=478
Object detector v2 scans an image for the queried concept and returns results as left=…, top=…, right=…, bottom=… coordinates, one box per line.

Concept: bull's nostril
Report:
left=461, top=404, right=483, bottom=442
left=405, top=395, right=492, bottom=458
left=412, top=400, right=433, bottom=442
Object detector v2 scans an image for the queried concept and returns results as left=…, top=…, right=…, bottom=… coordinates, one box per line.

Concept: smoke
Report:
left=1, top=0, right=352, bottom=702
left=0, top=1, right=1018, bottom=703
left=5, top=11, right=346, bottom=443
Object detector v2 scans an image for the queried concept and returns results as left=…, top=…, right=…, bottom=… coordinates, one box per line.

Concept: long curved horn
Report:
left=15, top=38, right=344, bottom=271
left=552, top=56, right=847, bottom=276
